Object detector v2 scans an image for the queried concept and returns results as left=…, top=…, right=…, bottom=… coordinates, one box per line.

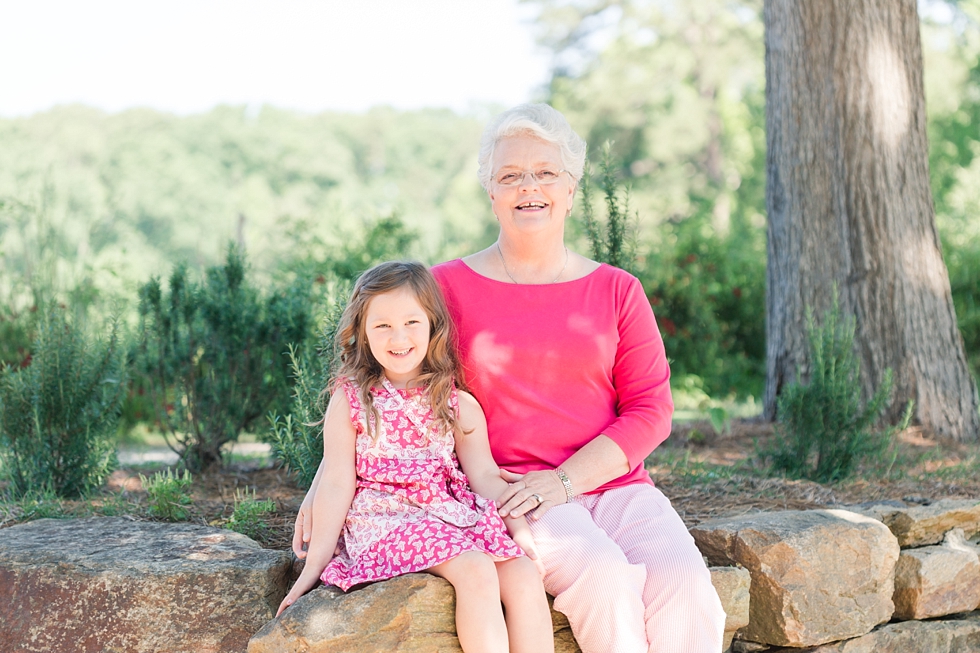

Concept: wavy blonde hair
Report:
left=324, top=261, right=463, bottom=441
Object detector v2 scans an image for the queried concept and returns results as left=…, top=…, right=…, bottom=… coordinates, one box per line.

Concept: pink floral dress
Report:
left=320, top=378, right=524, bottom=591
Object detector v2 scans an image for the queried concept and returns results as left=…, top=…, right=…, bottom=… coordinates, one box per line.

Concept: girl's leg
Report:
left=428, top=551, right=509, bottom=653
left=495, top=556, right=555, bottom=653
left=527, top=502, right=649, bottom=653
left=590, top=485, right=726, bottom=653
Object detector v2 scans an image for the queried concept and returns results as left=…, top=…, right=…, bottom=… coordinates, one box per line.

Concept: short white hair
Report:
left=477, top=103, right=587, bottom=192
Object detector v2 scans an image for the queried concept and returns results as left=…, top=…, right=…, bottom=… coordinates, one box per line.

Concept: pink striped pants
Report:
left=527, top=483, right=725, bottom=653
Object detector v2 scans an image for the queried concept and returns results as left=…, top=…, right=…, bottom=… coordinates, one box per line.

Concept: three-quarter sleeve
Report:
left=600, top=276, right=674, bottom=470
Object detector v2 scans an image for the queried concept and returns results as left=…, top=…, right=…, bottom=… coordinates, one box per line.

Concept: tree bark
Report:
left=764, top=0, right=979, bottom=440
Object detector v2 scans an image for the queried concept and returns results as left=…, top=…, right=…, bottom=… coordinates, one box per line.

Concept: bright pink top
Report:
left=432, top=259, right=673, bottom=493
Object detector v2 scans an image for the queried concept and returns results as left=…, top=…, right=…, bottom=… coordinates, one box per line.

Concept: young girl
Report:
left=276, top=261, right=554, bottom=653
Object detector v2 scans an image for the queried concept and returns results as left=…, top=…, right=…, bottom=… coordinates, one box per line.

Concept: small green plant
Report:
left=6, top=487, right=68, bottom=521
left=579, top=143, right=639, bottom=273
left=225, top=488, right=276, bottom=540
left=761, top=297, right=913, bottom=483
left=140, top=468, right=194, bottom=521
left=0, top=306, right=125, bottom=499
left=267, top=287, right=348, bottom=487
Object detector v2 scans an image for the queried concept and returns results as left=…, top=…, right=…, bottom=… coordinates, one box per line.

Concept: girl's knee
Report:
left=436, top=550, right=499, bottom=588
left=496, top=557, right=545, bottom=597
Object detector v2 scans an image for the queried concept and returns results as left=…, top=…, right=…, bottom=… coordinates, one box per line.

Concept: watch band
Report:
left=555, top=467, right=574, bottom=502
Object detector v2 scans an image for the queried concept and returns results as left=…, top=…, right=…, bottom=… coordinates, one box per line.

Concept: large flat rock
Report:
left=768, top=611, right=980, bottom=652
left=851, top=499, right=980, bottom=547
left=250, top=566, right=752, bottom=652
left=0, top=517, right=292, bottom=653
left=690, top=509, right=899, bottom=648
left=248, top=573, right=576, bottom=653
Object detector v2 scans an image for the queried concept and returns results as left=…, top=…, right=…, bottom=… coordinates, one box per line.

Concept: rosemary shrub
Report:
left=0, top=306, right=124, bottom=499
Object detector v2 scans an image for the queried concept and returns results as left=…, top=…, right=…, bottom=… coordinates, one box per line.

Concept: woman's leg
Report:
left=428, top=551, right=509, bottom=653
left=528, top=502, right=649, bottom=653
left=590, top=485, right=726, bottom=653
left=495, top=556, right=555, bottom=653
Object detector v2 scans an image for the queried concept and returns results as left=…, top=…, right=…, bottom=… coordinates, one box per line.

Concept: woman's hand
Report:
left=497, top=468, right=567, bottom=520
left=292, top=492, right=315, bottom=559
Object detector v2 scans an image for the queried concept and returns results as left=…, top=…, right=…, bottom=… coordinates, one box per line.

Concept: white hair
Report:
left=477, top=103, right=587, bottom=192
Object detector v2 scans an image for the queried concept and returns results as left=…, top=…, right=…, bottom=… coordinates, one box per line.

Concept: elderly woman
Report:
left=294, top=104, right=725, bottom=652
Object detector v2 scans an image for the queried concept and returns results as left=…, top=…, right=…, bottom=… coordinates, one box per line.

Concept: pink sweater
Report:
left=432, top=259, right=673, bottom=493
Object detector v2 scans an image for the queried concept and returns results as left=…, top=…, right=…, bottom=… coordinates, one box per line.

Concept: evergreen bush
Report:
left=761, top=297, right=912, bottom=482
left=0, top=306, right=125, bottom=499
left=135, top=245, right=310, bottom=471
left=267, top=287, right=347, bottom=487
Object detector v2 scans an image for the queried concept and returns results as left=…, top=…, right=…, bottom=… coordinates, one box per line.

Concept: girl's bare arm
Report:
left=453, top=391, right=536, bottom=553
left=278, top=388, right=357, bottom=615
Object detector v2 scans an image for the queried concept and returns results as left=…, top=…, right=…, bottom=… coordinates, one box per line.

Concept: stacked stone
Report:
left=688, top=499, right=980, bottom=653
left=3, top=504, right=980, bottom=653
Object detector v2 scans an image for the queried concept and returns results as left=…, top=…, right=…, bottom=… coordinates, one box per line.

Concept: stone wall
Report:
left=2, top=501, right=980, bottom=652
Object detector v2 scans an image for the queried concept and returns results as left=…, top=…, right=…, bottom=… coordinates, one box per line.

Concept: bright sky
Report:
left=0, top=0, right=552, bottom=117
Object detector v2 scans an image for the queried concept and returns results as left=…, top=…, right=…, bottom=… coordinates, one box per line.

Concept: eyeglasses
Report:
left=493, top=169, right=568, bottom=186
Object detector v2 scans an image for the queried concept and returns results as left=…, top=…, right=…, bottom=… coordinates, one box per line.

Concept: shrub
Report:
left=0, top=308, right=35, bottom=370
left=225, top=488, right=276, bottom=540
left=0, top=306, right=124, bottom=499
left=140, top=468, right=193, bottom=521
left=575, top=146, right=766, bottom=399
left=267, top=287, right=347, bottom=487
left=135, top=245, right=310, bottom=470
left=579, top=144, right=639, bottom=274
left=641, top=213, right=767, bottom=400
left=761, top=297, right=912, bottom=483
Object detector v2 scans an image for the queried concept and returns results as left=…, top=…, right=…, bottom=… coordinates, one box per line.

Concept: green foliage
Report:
left=135, top=245, right=310, bottom=470
left=267, top=288, right=348, bottom=487
left=225, top=487, right=276, bottom=540
left=642, top=211, right=767, bottom=399
left=0, top=307, right=35, bottom=370
left=580, top=144, right=639, bottom=273
left=2, top=487, right=69, bottom=521
left=139, top=468, right=193, bottom=521
left=0, top=106, right=490, bottom=294
left=0, top=306, right=124, bottom=499
left=278, top=214, right=420, bottom=291
left=761, top=299, right=912, bottom=483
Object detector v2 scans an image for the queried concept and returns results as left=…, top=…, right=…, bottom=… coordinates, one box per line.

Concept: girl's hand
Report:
left=291, top=494, right=314, bottom=559
left=511, top=529, right=547, bottom=580
left=497, top=468, right=567, bottom=520
left=276, top=570, right=321, bottom=617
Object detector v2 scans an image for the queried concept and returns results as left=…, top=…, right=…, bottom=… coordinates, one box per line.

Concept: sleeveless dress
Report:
left=320, top=378, right=524, bottom=591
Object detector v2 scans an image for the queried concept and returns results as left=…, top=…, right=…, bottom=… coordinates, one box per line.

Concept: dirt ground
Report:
left=12, top=418, right=979, bottom=551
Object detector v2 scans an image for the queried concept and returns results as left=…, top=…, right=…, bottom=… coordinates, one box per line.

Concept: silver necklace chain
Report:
left=496, top=242, right=569, bottom=284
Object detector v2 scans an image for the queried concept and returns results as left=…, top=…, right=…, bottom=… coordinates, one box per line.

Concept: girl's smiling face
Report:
left=364, top=287, right=430, bottom=388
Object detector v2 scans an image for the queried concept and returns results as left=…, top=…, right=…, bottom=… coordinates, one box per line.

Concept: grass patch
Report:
left=224, top=488, right=277, bottom=541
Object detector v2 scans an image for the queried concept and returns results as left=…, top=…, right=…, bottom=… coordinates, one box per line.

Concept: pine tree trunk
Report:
left=764, top=0, right=980, bottom=440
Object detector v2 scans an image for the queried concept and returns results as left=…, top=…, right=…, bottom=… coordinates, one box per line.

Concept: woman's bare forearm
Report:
left=557, top=434, right=629, bottom=496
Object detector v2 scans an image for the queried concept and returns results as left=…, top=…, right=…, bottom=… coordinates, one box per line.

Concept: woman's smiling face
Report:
left=488, top=135, right=576, bottom=238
